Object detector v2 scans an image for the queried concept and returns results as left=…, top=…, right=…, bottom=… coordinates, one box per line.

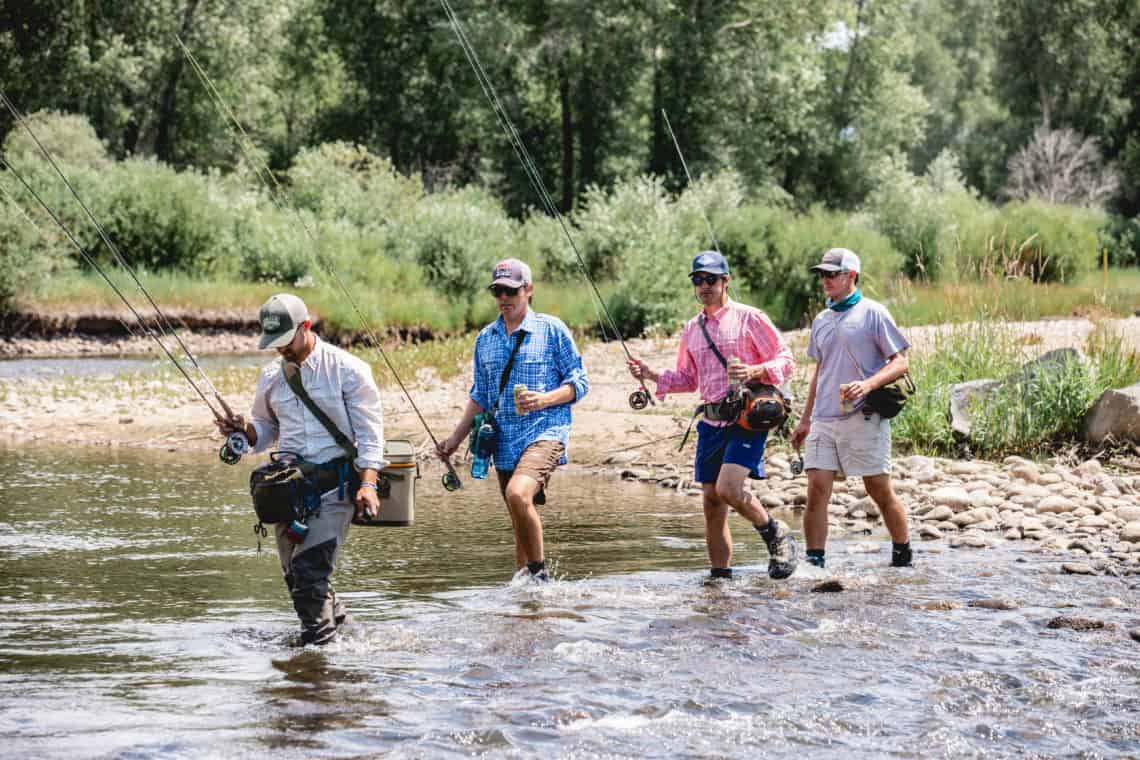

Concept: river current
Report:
left=1, top=445, right=1138, bottom=758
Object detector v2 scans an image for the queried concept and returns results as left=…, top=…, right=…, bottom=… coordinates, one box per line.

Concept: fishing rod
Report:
left=437, top=0, right=656, bottom=412
left=661, top=109, right=721, bottom=254
left=175, top=35, right=464, bottom=492
left=0, top=158, right=139, bottom=340
left=0, top=90, right=252, bottom=464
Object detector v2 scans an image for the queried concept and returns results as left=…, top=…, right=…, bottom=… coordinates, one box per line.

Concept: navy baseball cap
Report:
left=691, top=250, right=729, bottom=276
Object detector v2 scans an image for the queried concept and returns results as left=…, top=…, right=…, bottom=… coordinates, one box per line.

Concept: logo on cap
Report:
left=494, top=265, right=512, bottom=279
left=262, top=315, right=281, bottom=332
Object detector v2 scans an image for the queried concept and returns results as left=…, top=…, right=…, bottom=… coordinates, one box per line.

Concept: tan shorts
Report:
left=496, top=440, right=565, bottom=493
left=804, top=413, right=892, bottom=478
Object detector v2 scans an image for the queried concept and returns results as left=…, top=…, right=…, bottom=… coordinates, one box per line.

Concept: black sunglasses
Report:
left=690, top=273, right=723, bottom=286
left=489, top=284, right=521, bottom=297
left=817, top=270, right=845, bottom=280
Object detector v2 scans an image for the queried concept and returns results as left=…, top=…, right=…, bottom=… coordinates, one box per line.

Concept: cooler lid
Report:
left=384, top=439, right=415, bottom=462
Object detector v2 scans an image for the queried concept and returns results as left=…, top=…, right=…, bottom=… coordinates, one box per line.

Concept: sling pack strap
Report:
left=282, top=360, right=358, bottom=460
left=697, top=314, right=729, bottom=370
left=490, top=329, right=527, bottom=416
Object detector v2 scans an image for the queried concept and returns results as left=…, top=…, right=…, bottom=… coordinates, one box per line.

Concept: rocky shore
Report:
left=600, top=451, right=1140, bottom=577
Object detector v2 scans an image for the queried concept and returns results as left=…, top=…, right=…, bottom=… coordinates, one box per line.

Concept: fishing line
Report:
left=176, top=35, right=463, bottom=491
left=0, top=91, right=252, bottom=463
left=661, top=109, right=720, bottom=254
left=0, top=90, right=238, bottom=416
left=437, top=0, right=656, bottom=410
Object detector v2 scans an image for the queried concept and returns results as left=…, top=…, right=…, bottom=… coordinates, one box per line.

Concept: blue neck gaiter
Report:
left=827, top=287, right=862, bottom=312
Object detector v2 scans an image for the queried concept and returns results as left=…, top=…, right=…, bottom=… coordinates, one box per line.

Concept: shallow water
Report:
left=1, top=446, right=1138, bottom=758
left=0, top=353, right=264, bottom=380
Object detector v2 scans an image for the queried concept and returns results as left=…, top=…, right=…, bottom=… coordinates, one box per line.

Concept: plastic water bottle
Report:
left=471, top=449, right=490, bottom=479
left=471, top=421, right=495, bottom=480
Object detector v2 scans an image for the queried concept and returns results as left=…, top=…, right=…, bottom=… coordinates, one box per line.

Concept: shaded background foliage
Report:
left=1, top=0, right=1138, bottom=328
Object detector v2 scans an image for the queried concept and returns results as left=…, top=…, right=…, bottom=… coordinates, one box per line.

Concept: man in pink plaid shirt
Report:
left=628, top=251, right=799, bottom=581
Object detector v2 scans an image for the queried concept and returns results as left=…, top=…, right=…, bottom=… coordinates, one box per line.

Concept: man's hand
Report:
left=627, top=357, right=658, bottom=383
left=840, top=380, right=872, bottom=401
left=214, top=414, right=255, bottom=445
left=436, top=433, right=462, bottom=462
left=517, top=389, right=549, bottom=414
left=790, top=419, right=811, bottom=452
left=728, top=362, right=754, bottom=383
left=355, top=481, right=381, bottom=522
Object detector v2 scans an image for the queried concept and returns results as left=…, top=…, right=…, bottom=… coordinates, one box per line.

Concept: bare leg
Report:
left=863, top=473, right=909, bottom=543
left=504, top=472, right=545, bottom=565
left=713, top=463, right=772, bottom=526
left=804, top=468, right=836, bottom=551
left=702, top=483, right=732, bottom=569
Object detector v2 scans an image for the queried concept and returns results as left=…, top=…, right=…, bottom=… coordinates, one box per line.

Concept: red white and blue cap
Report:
left=810, top=247, right=861, bottom=274
left=490, top=258, right=533, bottom=288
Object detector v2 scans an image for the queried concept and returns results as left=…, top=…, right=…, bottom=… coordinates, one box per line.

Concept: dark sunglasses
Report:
left=690, top=273, right=723, bottom=287
left=817, top=270, right=845, bottom=280
left=489, top=284, right=521, bottom=297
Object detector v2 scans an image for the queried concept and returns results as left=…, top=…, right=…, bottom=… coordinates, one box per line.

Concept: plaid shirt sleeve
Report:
left=469, top=331, right=492, bottom=411
left=745, top=309, right=796, bottom=385
left=553, top=322, right=589, bottom=402
left=655, top=326, right=699, bottom=400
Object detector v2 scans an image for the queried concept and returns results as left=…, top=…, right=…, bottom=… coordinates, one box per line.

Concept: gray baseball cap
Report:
left=258, top=293, right=310, bottom=349
left=809, top=247, right=861, bottom=274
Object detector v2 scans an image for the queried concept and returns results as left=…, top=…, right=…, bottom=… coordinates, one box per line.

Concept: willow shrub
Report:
left=954, top=199, right=1103, bottom=283
left=720, top=205, right=901, bottom=329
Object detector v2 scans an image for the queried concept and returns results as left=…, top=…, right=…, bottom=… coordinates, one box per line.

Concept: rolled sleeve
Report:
left=342, top=362, right=387, bottom=472
left=745, top=310, right=795, bottom=386
left=249, top=367, right=279, bottom=454
left=469, top=334, right=493, bottom=410
left=555, top=327, right=589, bottom=403
left=655, top=333, right=698, bottom=399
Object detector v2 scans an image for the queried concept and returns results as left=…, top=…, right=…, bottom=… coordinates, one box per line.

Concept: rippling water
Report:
left=1, top=445, right=1138, bottom=758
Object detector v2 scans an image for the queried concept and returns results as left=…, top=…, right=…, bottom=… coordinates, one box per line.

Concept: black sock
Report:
left=709, top=567, right=733, bottom=579
left=891, top=542, right=912, bottom=566
left=756, top=519, right=778, bottom=541
left=526, top=560, right=546, bottom=576
left=806, top=549, right=826, bottom=568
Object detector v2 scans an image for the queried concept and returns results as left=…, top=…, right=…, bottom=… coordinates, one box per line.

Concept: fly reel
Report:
left=629, top=388, right=651, bottom=410
left=442, top=468, right=462, bottom=492
left=220, top=431, right=251, bottom=465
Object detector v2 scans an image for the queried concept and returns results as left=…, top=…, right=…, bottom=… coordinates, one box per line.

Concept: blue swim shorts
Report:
left=693, top=421, right=769, bottom=484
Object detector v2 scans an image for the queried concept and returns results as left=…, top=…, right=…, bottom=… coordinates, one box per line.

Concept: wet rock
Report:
left=1093, top=597, right=1126, bottom=608
left=1061, top=562, right=1097, bottom=575
left=1020, top=517, right=1045, bottom=534
left=620, top=468, right=653, bottom=481
left=1010, top=464, right=1041, bottom=483
left=923, top=505, right=955, bottom=522
left=950, top=533, right=987, bottom=549
left=846, top=520, right=874, bottom=534
left=914, top=600, right=962, bottom=611
left=1003, top=528, right=1021, bottom=540
left=1115, top=506, right=1140, bottom=522
left=950, top=510, right=983, bottom=528
left=811, top=580, right=845, bottom=593
left=1121, top=521, right=1140, bottom=543
left=657, top=476, right=680, bottom=489
left=948, top=379, right=1001, bottom=437
left=1131, top=628, right=1140, bottom=643
left=1046, top=616, right=1107, bottom=631
left=969, top=598, right=1018, bottom=611
left=931, top=487, right=971, bottom=511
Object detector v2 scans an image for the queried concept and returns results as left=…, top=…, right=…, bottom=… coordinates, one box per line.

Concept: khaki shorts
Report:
left=496, top=440, right=565, bottom=494
left=804, top=413, right=891, bottom=478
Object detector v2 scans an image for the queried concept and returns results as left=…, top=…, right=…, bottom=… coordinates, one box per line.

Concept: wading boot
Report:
left=757, top=519, right=799, bottom=580
left=891, top=542, right=913, bottom=568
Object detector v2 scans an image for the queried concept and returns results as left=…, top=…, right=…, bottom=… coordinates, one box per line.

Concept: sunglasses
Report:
left=690, top=273, right=723, bottom=287
left=817, top=270, right=846, bottom=280
left=489, top=284, right=521, bottom=298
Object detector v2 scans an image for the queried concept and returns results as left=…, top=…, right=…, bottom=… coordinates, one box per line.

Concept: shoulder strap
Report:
left=697, top=314, right=729, bottom=369
left=282, top=361, right=358, bottom=460
left=491, top=330, right=527, bottom=414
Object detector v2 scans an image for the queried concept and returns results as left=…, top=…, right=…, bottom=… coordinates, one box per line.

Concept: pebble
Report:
left=811, top=580, right=845, bottom=593
left=1115, top=506, right=1140, bottom=522
left=1121, top=521, right=1140, bottom=543
left=1036, top=495, right=1076, bottom=514
left=968, top=598, right=1018, bottom=611
left=1046, top=616, right=1107, bottom=631
left=918, top=525, right=943, bottom=540
left=923, top=505, right=954, bottom=522
left=1131, top=629, right=1140, bottom=643
left=930, top=487, right=971, bottom=511
left=914, top=600, right=963, bottom=611
left=1061, top=562, right=1096, bottom=575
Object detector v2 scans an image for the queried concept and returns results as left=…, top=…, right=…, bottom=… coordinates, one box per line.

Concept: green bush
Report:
left=720, top=204, right=901, bottom=328
left=232, top=206, right=313, bottom=285
left=954, top=199, right=1102, bottom=283
left=1098, top=214, right=1140, bottom=268
left=1, top=110, right=109, bottom=170
left=0, top=182, right=74, bottom=311
left=288, top=141, right=423, bottom=229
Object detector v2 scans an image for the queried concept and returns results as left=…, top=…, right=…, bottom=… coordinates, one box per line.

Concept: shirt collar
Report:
left=301, top=335, right=323, bottom=369
left=701, top=298, right=734, bottom=324
left=496, top=308, right=537, bottom=337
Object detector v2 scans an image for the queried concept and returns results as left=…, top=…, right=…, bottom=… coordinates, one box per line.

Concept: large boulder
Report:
left=948, top=349, right=1086, bottom=440
left=1083, top=381, right=1140, bottom=444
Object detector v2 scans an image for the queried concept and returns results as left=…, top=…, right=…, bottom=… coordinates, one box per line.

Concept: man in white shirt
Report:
left=217, top=293, right=386, bottom=645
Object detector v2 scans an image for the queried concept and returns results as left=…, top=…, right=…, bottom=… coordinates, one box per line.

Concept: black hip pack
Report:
left=250, top=451, right=353, bottom=524
left=838, top=329, right=916, bottom=419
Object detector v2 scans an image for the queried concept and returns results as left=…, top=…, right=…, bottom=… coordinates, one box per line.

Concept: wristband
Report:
left=359, top=482, right=379, bottom=491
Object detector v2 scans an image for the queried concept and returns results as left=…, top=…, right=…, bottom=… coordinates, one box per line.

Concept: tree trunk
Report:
left=559, top=59, right=573, bottom=212
left=154, top=0, right=201, bottom=162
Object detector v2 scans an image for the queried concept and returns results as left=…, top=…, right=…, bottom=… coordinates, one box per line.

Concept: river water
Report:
left=1, top=445, right=1138, bottom=758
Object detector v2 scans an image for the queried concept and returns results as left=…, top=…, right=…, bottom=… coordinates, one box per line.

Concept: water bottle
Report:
left=471, top=421, right=495, bottom=480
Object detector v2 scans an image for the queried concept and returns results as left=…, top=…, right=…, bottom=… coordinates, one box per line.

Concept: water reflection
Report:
left=1, top=445, right=1138, bottom=758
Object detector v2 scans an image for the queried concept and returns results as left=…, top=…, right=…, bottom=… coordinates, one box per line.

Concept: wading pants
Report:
left=274, top=488, right=353, bottom=645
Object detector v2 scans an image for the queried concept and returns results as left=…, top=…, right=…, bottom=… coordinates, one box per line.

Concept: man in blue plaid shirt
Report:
left=437, top=258, right=589, bottom=582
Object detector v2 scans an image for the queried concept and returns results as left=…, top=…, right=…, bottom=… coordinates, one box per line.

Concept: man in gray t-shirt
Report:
left=790, top=248, right=914, bottom=569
